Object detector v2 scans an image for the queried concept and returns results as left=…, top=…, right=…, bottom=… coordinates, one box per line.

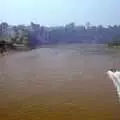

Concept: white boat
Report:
left=107, top=69, right=120, bottom=100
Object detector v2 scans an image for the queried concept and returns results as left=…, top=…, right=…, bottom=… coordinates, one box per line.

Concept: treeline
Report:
left=1, top=22, right=120, bottom=48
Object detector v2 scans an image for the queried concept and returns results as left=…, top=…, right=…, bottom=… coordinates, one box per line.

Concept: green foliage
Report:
left=108, top=35, right=120, bottom=47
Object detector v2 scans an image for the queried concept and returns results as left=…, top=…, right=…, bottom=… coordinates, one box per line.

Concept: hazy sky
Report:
left=0, top=0, right=120, bottom=26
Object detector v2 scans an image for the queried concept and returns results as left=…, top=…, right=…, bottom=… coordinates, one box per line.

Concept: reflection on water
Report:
left=0, top=44, right=120, bottom=120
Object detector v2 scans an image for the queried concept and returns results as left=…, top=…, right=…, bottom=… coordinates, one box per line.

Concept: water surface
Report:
left=0, top=44, right=120, bottom=120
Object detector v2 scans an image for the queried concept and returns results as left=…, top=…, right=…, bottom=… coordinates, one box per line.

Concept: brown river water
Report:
left=0, top=44, right=120, bottom=120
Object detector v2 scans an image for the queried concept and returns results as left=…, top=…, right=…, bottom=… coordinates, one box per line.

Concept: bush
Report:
left=108, top=35, right=120, bottom=46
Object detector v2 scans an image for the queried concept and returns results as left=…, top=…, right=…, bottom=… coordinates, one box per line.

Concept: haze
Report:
left=0, top=0, right=120, bottom=26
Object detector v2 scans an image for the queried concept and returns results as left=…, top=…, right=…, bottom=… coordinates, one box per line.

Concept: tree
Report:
left=108, top=35, right=120, bottom=46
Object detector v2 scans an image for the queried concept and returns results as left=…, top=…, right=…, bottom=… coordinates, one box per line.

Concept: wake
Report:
left=107, top=70, right=120, bottom=102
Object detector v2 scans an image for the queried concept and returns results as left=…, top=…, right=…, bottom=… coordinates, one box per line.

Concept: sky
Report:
left=0, top=0, right=120, bottom=26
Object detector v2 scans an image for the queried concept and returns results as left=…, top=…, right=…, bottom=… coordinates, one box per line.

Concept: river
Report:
left=0, top=44, right=120, bottom=120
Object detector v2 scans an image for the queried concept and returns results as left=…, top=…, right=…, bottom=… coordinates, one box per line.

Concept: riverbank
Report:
left=108, top=45, right=120, bottom=49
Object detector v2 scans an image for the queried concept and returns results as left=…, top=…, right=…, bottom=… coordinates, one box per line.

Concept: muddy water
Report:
left=0, top=44, right=120, bottom=120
